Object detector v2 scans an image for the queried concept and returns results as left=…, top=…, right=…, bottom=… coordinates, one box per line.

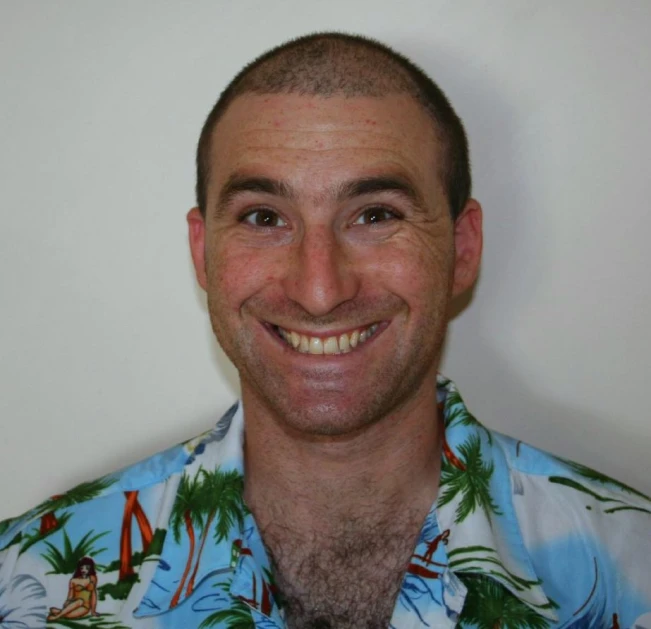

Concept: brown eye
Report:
left=354, top=207, right=400, bottom=225
left=242, top=209, right=286, bottom=228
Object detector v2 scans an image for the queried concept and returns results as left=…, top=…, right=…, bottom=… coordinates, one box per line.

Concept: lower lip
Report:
left=264, top=322, right=388, bottom=358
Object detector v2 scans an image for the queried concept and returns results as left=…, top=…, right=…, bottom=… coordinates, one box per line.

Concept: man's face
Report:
left=189, top=93, right=481, bottom=436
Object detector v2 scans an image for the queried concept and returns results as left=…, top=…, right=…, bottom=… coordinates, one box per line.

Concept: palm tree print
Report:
left=438, top=434, right=501, bottom=524
left=458, top=574, right=550, bottom=629
left=447, top=545, right=550, bottom=601
left=0, top=519, right=11, bottom=537
left=34, top=477, right=116, bottom=536
left=440, top=420, right=466, bottom=473
left=169, top=472, right=204, bottom=607
left=185, top=469, right=246, bottom=598
left=548, top=477, right=651, bottom=515
left=18, top=476, right=116, bottom=554
left=118, top=491, right=154, bottom=581
left=167, top=467, right=246, bottom=607
left=199, top=596, right=254, bottom=629
left=559, top=459, right=651, bottom=501
left=441, top=392, right=493, bottom=443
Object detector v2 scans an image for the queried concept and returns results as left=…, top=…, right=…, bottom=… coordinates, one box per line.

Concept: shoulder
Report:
left=491, top=430, right=651, bottom=614
left=0, top=421, right=218, bottom=553
left=0, top=414, right=237, bottom=627
left=492, top=429, right=650, bottom=515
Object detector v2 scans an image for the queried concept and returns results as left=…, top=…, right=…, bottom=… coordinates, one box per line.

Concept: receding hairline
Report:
left=204, top=89, right=445, bottom=203
left=225, top=35, right=421, bottom=98
left=196, top=32, right=471, bottom=219
left=211, top=35, right=446, bottom=137
left=211, top=90, right=442, bottom=139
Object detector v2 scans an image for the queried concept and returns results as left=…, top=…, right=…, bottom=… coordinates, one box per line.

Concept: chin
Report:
left=267, top=391, right=392, bottom=439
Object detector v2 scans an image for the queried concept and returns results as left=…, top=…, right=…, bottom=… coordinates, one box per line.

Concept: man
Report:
left=0, top=32, right=649, bottom=629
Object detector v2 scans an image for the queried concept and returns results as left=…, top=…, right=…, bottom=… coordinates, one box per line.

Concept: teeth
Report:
left=309, top=337, right=323, bottom=354
left=324, top=337, right=339, bottom=355
left=277, top=324, right=380, bottom=355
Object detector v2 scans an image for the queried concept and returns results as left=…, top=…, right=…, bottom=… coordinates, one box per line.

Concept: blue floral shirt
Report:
left=1, top=376, right=649, bottom=628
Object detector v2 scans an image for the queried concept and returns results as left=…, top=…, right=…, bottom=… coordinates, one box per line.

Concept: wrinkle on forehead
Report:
left=213, top=93, right=437, bottom=152
left=208, top=93, right=444, bottom=207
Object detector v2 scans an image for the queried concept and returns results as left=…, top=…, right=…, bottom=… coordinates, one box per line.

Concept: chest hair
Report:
left=261, top=513, right=422, bottom=629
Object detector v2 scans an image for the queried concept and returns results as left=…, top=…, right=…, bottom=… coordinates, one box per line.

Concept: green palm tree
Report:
left=34, top=476, right=116, bottom=535
left=548, top=476, right=651, bottom=515
left=0, top=518, right=11, bottom=537
left=169, top=472, right=204, bottom=607
left=448, top=546, right=546, bottom=596
left=438, top=434, right=501, bottom=524
left=561, top=460, right=651, bottom=501
left=458, top=574, right=550, bottom=629
left=19, top=476, right=116, bottom=554
left=441, top=392, right=493, bottom=443
left=185, top=468, right=246, bottom=597
left=199, top=597, right=255, bottom=629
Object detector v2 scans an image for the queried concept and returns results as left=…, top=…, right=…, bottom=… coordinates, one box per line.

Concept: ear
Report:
left=187, top=207, right=208, bottom=290
left=452, top=199, right=483, bottom=297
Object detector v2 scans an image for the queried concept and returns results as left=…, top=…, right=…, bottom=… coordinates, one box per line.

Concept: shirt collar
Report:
left=136, top=377, right=557, bottom=622
left=435, top=375, right=558, bottom=621
left=133, top=403, right=265, bottom=618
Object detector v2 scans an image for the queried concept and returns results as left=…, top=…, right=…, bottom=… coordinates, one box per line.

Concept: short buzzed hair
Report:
left=196, top=32, right=471, bottom=220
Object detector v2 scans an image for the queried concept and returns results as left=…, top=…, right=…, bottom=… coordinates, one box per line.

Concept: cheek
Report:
left=370, top=235, right=454, bottom=299
left=207, top=242, right=282, bottom=305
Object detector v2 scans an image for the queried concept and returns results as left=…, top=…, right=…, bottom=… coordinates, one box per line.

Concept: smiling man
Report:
left=1, top=32, right=650, bottom=629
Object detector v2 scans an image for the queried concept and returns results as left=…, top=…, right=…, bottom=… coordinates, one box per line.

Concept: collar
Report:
left=132, top=403, right=283, bottom=623
left=435, top=375, right=558, bottom=622
left=135, top=377, right=557, bottom=622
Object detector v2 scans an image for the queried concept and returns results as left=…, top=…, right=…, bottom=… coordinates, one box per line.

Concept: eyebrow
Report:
left=334, top=175, right=424, bottom=208
left=214, top=172, right=425, bottom=217
left=216, top=175, right=296, bottom=216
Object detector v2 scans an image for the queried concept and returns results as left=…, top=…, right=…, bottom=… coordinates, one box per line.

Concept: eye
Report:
left=353, top=206, right=401, bottom=225
left=241, top=209, right=287, bottom=228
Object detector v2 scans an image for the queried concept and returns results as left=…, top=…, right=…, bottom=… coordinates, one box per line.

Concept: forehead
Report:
left=208, top=93, right=442, bottom=198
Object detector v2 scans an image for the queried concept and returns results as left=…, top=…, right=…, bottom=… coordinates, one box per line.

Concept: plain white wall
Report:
left=1, top=1, right=650, bottom=521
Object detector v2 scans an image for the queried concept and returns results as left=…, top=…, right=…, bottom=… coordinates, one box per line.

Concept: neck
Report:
left=243, top=382, right=442, bottom=532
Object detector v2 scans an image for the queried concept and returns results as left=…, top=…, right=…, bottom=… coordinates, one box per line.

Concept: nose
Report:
left=282, top=225, right=360, bottom=317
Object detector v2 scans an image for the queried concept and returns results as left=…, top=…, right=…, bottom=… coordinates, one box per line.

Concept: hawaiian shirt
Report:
left=1, top=376, right=649, bottom=629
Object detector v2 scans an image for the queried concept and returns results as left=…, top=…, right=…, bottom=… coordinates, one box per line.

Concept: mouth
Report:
left=270, top=322, right=383, bottom=355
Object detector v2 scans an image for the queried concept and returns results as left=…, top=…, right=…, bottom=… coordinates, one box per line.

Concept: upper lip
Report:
left=268, top=322, right=381, bottom=337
